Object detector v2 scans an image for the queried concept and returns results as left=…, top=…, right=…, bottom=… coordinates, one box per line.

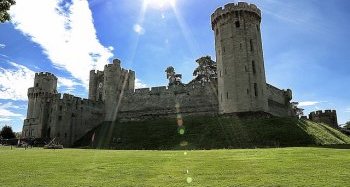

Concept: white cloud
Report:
left=133, top=24, right=145, bottom=35
left=0, top=118, right=12, bottom=122
left=0, top=102, right=24, bottom=119
left=345, top=108, right=350, bottom=113
left=0, top=62, right=35, bottom=101
left=0, top=44, right=5, bottom=48
left=135, top=78, right=147, bottom=89
left=298, top=101, right=320, bottom=107
left=10, top=0, right=113, bottom=88
left=57, top=76, right=83, bottom=90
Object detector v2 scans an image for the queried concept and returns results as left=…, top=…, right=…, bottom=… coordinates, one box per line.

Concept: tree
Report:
left=193, top=56, right=217, bottom=83
left=0, top=125, right=16, bottom=139
left=344, top=121, right=350, bottom=130
left=165, top=66, right=183, bottom=86
left=291, top=102, right=304, bottom=118
left=0, top=0, right=16, bottom=23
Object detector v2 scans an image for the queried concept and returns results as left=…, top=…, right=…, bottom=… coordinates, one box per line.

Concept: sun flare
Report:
left=143, top=0, right=176, bottom=10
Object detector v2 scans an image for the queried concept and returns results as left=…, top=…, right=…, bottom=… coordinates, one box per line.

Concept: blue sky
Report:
left=0, top=0, right=349, bottom=132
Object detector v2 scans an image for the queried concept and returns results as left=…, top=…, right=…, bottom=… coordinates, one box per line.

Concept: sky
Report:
left=0, top=0, right=349, bottom=132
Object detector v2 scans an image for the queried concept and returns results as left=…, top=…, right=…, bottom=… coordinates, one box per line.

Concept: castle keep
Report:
left=22, top=2, right=296, bottom=147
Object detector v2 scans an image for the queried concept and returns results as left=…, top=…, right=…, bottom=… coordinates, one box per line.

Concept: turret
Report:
left=23, top=72, right=57, bottom=138
left=212, top=2, right=268, bottom=114
left=103, top=59, right=135, bottom=121
left=88, top=70, right=97, bottom=101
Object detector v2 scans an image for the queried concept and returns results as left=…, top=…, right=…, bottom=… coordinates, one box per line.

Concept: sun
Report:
left=143, top=0, right=176, bottom=10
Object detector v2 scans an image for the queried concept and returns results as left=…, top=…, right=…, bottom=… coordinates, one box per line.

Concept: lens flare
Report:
left=143, top=0, right=176, bottom=10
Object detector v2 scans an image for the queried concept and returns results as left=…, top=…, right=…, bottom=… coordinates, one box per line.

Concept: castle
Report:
left=22, top=2, right=297, bottom=147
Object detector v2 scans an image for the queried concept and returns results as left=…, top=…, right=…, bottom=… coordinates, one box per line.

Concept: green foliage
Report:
left=345, top=121, right=350, bottom=129
left=0, top=0, right=15, bottom=23
left=0, top=125, right=16, bottom=139
left=74, top=116, right=350, bottom=149
left=193, top=56, right=217, bottom=83
left=0, top=147, right=350, bottom=186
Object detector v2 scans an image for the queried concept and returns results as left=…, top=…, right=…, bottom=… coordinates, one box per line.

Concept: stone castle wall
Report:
left=266, top=84, right=293, bottom=117
left=117, top=82, right=219, bottom=121
left=47, top=94, right=104, bottom=146
left=309, top=110, right=338, bottom=128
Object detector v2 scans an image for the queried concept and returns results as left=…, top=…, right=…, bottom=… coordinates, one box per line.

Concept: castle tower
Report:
left=23, top=72, right=57, bottom=138
left=211, top=2, right=268, bottom=114
left=103, top=59, right=135, bottom=121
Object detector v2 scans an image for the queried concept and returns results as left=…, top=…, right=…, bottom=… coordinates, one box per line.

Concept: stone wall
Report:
left=47, top=94, right=105, bottom=146
left=117, top=82, right=219, bottom=121
left=309, top=110, right=338, bottom=128
left=266, top=84, right=293, bottom=117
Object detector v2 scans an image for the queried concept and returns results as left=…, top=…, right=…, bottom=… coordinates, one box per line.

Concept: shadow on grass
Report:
left=73, top=115, right=350, bottom=150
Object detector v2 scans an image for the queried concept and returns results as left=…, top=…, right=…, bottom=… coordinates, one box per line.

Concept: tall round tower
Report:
left=24, top=72, right=57, bottom=138
left=211, top=2, right=268, bottom=114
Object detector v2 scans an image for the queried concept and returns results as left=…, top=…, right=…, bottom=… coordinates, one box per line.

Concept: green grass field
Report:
left=1, top=146, right=349, bottom=186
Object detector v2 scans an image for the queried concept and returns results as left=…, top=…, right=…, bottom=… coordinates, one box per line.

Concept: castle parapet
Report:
left=309, top=110, right=338, bottom=128
left=211, top=2, right=261, bottom=29
left=135, top=88, right=150, bottom=94
left=35, top=72, right=57, bottom=80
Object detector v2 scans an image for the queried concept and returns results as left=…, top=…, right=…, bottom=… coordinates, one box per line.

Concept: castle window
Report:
left=219, top=71, right=222, bottom=77
left=35, top=83, right=39, bottom=87
left=252, top=61, right=256, bottom=74
left=64, top=133, right=67, bottom=138
left=216, top=28, right=219, bottom=36
left=57, top=133, right=60, bottom=137
left=226, top=92, right=229, bottom=99
left=59, top=106, right=62, bottom=111
left=257, top=25, right=260, bottom=32
left=254, top=83, right=258, bottom=97
left=235, top=21, right=240, bottom=28
left=250, top=39, right=254, bottom=52
left=245, top=66, right=248, bottom=72
left=225, top=69, right=227, bottom=75
left=58, top=116, right=62, bottom=121
left=247, top=89, right=249, bottom=95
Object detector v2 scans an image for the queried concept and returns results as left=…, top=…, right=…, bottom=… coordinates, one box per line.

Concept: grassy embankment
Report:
left=75, top=115, right=350, bottom=149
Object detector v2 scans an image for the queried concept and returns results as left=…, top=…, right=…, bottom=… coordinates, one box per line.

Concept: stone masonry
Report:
left=22, top=2, right=295, bottom=147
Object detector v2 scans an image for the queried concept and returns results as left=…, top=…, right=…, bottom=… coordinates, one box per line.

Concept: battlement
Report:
left=35, top=72, right=57, bottom=80
left=90, top=69, right=104, bottom=76
left=123, top=82, right=214, bottom=96
left=27, top=87, right=56, bottom=98
left=310, top=110, right=337, bottom=116
left=105, top=58, right=122, bottom=69
left=51, top=93, right=103, bottom=107
left=309, top=110, right=338, bottom=128
left=211, top=2, right=261, bottom=29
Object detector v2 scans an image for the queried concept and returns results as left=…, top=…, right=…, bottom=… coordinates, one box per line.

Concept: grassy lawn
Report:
left=0, top=146, right=349, bottom=186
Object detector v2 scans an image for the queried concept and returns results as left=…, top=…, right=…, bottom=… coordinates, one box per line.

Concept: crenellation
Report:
left=211, top=2, right=261, bottom=29
left=135, top=88, right=151, bottom=94
left=309, top=110, right=338, bottom=128
left=150, top=86, right=167, bottom=93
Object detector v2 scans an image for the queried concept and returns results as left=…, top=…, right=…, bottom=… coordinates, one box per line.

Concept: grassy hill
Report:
left=74, top=115, right=350, bottom=149
left=1, top=147, right=350, bottom=186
